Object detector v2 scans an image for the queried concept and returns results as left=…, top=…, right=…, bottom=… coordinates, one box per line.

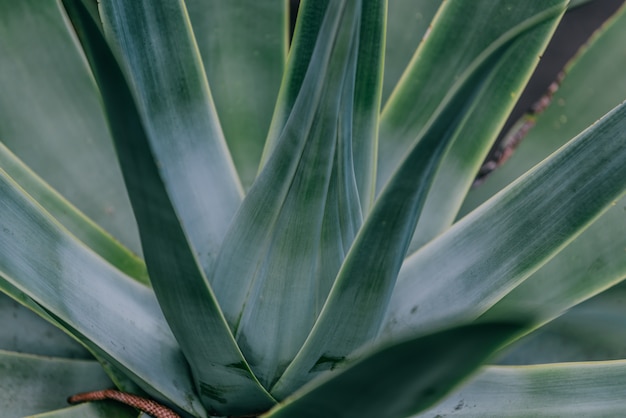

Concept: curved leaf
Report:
left=186, top=0, right=288, bottom=189
left=0, top=0, right=140, bottom=254
left=382, top=99, right=626, bottom=340
left=419, top=361, right=626, bottom=417
left=0, top=169, right=206, bottom=416
left=64, top=1, right=274, bottom=414
left=272, top=7, right=564, bottom=397
left=30, top=403, right=137, bottom=418
left=264, top=323, right=521, bottom=418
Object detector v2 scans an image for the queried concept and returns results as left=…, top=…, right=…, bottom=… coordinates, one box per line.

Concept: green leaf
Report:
left=272, top=5, right=563, bottom=397
left=382, top=99, right=626, bottom=340
left=462, top=4, right=626, bottom=330
left=260, top=0, right=382, bottom=212
left=0, top=142, right=148, bottom=284
left=63, top=1, right=274, bottom=414
left=186, top=0, right=288, bottom=189
left=0, top=169, right=206, bottom=416
left=211, top=0, right=383, bottom=388
left=0, top=0, right=140, bottom=255
left=99, top=0, right=243, bottom=277
left=498, top=282, right=626, bottom=365
left=379, top=0, right=566, bottom=253
left=419, top=361, right=626, bottom=417
left=381, top=0, right=441, bottom=104
left=0, top=292, right=90, bottom=359
left=264, top=323, right=521, bottom=418
left=0, top=350, right=114, bottom=417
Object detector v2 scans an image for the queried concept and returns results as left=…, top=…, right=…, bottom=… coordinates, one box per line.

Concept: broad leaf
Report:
left=264, top=323, right=521, bottom=418
left=64, top=1, right=274, bottom=414
left=0, top=0, right=140, bottom=254
left=382, top=99, right=626, bottom=340
left=419, top=361, right=626, bottom=417
left=211, top=0, right=383, bottom=388
left=186, top=0, right=288, bottom=189
left=30, top=403, right=137, bottom=418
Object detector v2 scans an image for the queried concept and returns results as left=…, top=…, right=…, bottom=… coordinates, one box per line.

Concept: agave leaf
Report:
left=419, top=361, right=626, bottom=417
left=264, top=323, right=521, bottom=418
left=0, top=142, right=148, bottom=284
left=382, top=99, right=626, bottom=341
left=498, top=282, right=626, bottom=365
left=380, top=0, right=567, bottom=253
left=62, top=1, right=274, bottom=414
left=272, top=6, right=564, bottom=397
left=211, top=0, right=383, bottom=388
left=381, top=0, right=441, bottom=104
left=0, top=292, right=90, bottom=359
left=29, top=403, right=138, bottom=418
left=185, top=0, right=288, bottom=189
left=0, top=0, right=140, bottom=254
left=463, top=4, right=626, bottom=327
left=99, top=0, right=243, bottom=277
left=260, top=0, right=382, bottom=213
left=0, top=169, right=206, bottom=416
left=0, top=350, right=114, bottom=417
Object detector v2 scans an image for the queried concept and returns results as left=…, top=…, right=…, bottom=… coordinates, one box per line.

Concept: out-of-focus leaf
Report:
left=381, top=0, right=441, bottom=104
left=66, top=1, right=273, bottom=414
left=272, top=5, right=565, bottom=397
left=0, top=350, right=114, bottom=417
left=418, top=361, right=626, bottom=417
left=0, top=142, right=148, bottom=283
left=382, top=100, right=626, bottom=340
left=264, top=323, right=521, bottom=418
left=497, top=281, right=626, bottom=365
left=0, top=292, right=89, bottom=359
left=212, top=0, right=383, bottom=389
left=0, top=0, right=140, bottom=254
left=186, top=0, right=287, bottom=189
left=379, top=0, right=567, bottom=253
left=0, top=167, right=206, bottom=416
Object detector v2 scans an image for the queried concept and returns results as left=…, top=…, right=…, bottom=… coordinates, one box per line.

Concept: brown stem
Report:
left=68, top=389, right=181, bottom=418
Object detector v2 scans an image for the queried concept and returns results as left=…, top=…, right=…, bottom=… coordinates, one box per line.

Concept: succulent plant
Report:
left=1, top=0, right=626, bottom=417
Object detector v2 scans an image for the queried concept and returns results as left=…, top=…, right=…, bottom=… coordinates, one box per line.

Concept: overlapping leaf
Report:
left=382, top=99, right=626, bottom=340
left=379, top=0, right=567, bottom=253
left=0, top=170, right=204, bottom=415
left=264, top=323, right=521, bottom=418
left=64, top=0, right=274, bottom=414
left=272, top=4, right=566, bottom=397
left=211, top=0, right=383, bottom=388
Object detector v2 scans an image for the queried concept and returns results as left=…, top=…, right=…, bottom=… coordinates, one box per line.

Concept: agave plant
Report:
left=2, top=0, right=626, bottom=417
